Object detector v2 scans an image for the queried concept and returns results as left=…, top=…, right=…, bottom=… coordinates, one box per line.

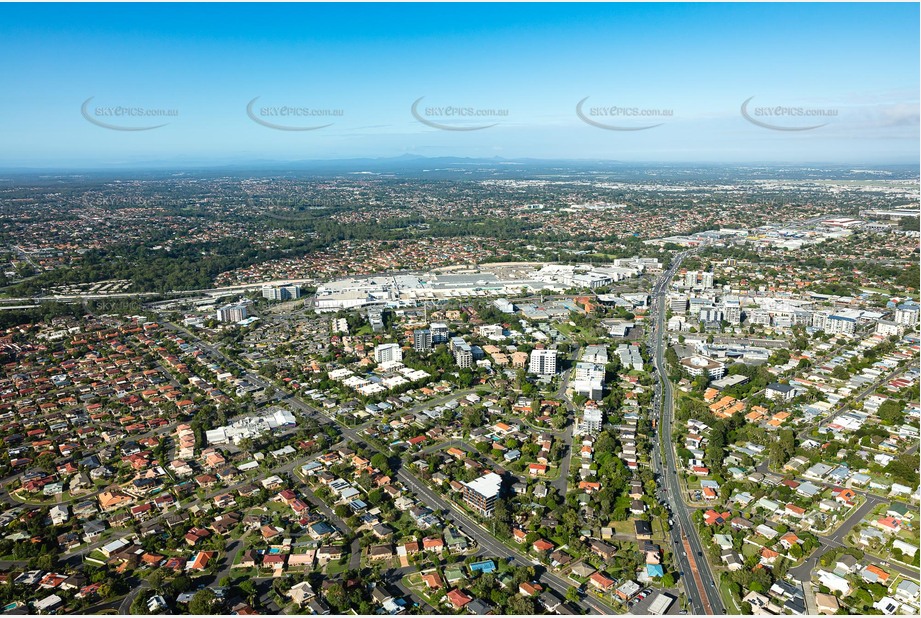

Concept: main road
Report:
left=649, top=249, right=725, bottom=615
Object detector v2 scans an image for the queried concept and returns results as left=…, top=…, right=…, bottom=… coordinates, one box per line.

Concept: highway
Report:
left=648, top=248, right=725, bottom=615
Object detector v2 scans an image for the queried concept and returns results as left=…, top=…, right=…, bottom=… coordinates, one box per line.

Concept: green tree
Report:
left=189, top=589, right=218, bottom=615
left=130, top=593, right=151, bottom=615
left=147, top=568, right=166, bottom=592
left=171, top=575, right=193, bottom=595
left=877, top=400, right=904, bottom=425
left=239, top=580, right=257, bottom=604
left=370, top=453, right=390, bottom=473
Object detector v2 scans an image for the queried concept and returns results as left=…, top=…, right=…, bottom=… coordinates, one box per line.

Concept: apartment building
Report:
left=374, top=343, right=403, bottom=364
left=413, top=329, right=432, bottom=353
left=529, top=349, right=557, bottom=376
left=216, top=303, right=249, bottom=323
left=462, top=473, right=503, bottom=516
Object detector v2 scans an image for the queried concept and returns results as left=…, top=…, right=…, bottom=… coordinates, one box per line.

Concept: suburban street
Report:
left=395, top=469, right=615, bottom=615
left=166, top=321, right=618, bottom=614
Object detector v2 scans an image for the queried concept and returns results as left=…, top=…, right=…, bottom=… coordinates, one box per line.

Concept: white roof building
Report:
left=464, top=473, right=503, bottom=500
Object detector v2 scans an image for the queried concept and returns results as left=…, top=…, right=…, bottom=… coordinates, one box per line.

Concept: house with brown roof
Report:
left=590, top=540, right=616, bottom=561
left=184, top=527, right=211, bottom=547
left=779, top=532, right=801, bottom=550
left=519, top=582, right=543, bottom=597
left=532, top=539, right=555, bottom=554
left=422, top=537, right=445, bottom=552
left=234, top=550, right=260, bottom=569
left=317, top=545, right=345, bottom=564
left=262, top=554, right=287, bottom=571
left=368, top=544, right=394, bottom=561
left=446, top=589, right=472, bottom=609
left=98, top=490, right=133, bottom=512
left=589, top=572, right=615, bottom=592
left=760, top=547, right=779, bottom=566
left=422, top=572, right=443, bottom=590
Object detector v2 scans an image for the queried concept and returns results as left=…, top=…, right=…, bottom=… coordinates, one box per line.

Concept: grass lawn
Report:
left=651, top=517, right=668, bottom=542
left=611, top=520, right=635, bottom=536
left=402, top=574, right=444, bottom=608
left=550, top=534, right=569, bottom=548
left=231, top=548, right=252, bottom=566
left=264, top=500, right=289, bottom=515
left=230, top=566, right=258, bottom=579
left=88, top=550, right=109, bottom=562
left=741, top=543, right=760, bottom=559
left=540, top=466, right=562, bottom=481
left=554, top=322, right=573, bottom=334
left=325, top=557, right=350, bottom=576
left=11, top=490, right=73, bottom=504
left=718, top=575, right=742, bottom=613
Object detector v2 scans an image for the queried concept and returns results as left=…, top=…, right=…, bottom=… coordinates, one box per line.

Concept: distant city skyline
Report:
left=0, top=2, right=918, bottom=168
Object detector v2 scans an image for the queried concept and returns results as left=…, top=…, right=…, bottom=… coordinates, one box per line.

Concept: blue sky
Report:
left=0, top=2, right=917, bottom=168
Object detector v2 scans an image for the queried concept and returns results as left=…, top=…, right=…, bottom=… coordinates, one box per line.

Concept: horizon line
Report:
left=0, top=156, right=919, bottom=175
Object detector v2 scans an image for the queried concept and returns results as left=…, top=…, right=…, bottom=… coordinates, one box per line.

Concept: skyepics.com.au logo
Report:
left=411, top=97, right=508, bottom=131
left=741, top=96, right=837, bottom=131
left=81, top=97, right=178, bottom=131
left=246, top=97, right=344, bottom=131
left=576, top=97, right=673, bottom=131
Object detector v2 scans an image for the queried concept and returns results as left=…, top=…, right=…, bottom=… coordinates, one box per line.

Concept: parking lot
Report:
left=629, top=590, right=684, bottom=615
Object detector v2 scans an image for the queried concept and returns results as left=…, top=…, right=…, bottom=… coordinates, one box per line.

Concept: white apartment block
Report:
left=413, top=329, right=432, bottom=352
left=669, top=295, right=688, bottom=314
left=262, top=285, right=301, bottom=301
left=529, top=349, right=557, bottom=375
left=430, top=322, right=450, bottom=344
left=216, top=303, right=249, bottom=323
left=825, top=315, right=856, bottom=335
left=723, top=297, right=741, bottom=324
left=581, top=344, right=609, bottom=365
left=575, top=361, right=605, bottom=382
left=579, top=405, right=604, bottom=434
left=455, top=348, right=473, bottom=369
left=895, top=303, right=919, bottom=327
left=679, top=355, right=726, bottom=379
left=374, top=343, right=403, bottom=364
left=685, top=271, right=714, bottom=289
left=876, top=321, right=905, bottom=337
left=573, top=379, right=604, bottom=401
